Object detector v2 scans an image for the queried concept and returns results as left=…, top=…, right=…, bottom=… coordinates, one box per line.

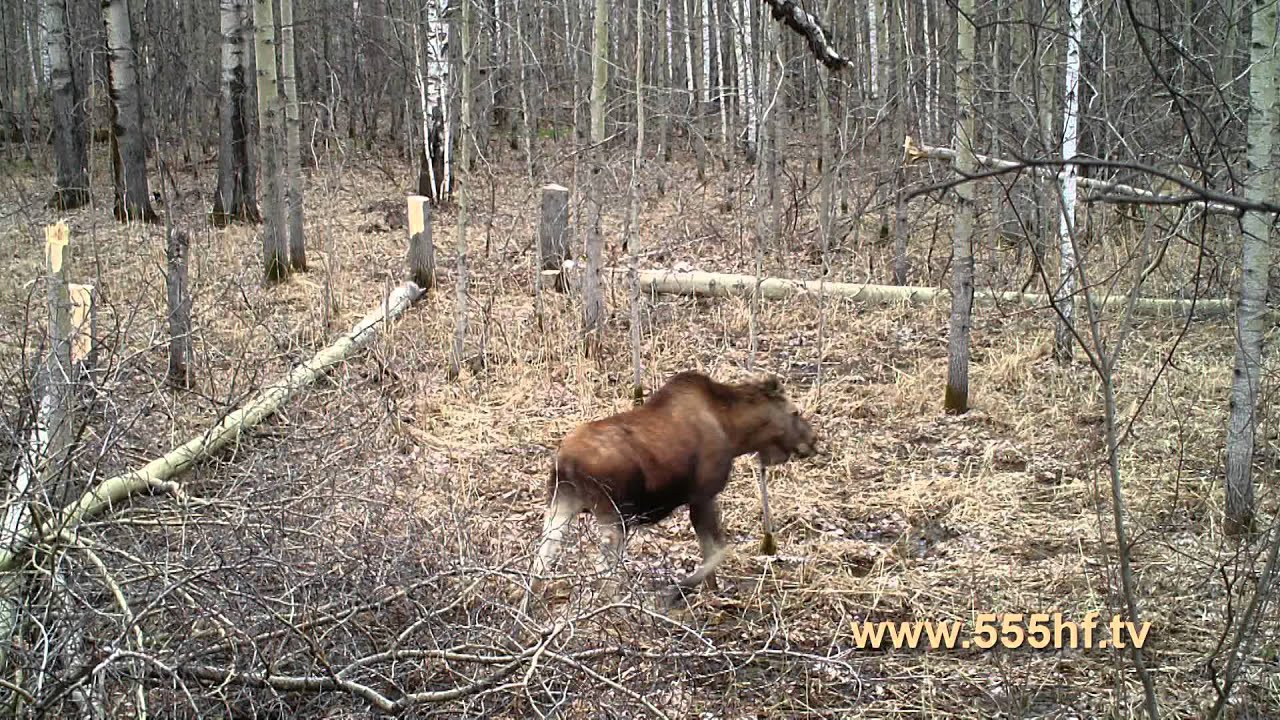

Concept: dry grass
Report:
left=1, top=138, right=1277, bottom=719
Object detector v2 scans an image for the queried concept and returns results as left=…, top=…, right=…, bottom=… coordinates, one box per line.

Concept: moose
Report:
left=523, top=371, right=818, bottom=609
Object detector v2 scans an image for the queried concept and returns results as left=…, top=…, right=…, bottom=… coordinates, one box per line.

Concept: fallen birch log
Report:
left=903, top=136, right=1239, bottom=216
left=0, top=281, right=425, bottom=575
left=542, top=267, right=1238, bottom=318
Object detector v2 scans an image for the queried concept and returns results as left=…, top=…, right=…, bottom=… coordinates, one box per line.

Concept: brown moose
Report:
left=524, top=371, right=818, bottom=608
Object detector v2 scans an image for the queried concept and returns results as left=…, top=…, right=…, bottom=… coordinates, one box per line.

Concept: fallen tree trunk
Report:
left=0, top=281, right=425, bottom=576
left=903, top=136, right=1239, bottom=216
left=544, top=267, right=1238, bottom=318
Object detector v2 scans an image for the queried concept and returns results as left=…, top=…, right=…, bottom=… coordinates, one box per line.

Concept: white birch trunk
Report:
left=1224, top=0, right=1277, bottom=535
left=280, top=0, right=306, bottom=270
left=1054, top=0, right=1084, bottom=362
left=37, top=8, right=51, bottom=86
left=254, top=0, right=288, bottom=281
left=700, top=0, right=713, bottom=105
left=731, top=0, right=756, bottom=155
left=867, top=0, right=880, bottom=100
left=425, top=0, right=452, bottom=198
left=102, top=0, right=156, bottom=222
left=681, top=0, right=694, bottom=104
left=43, top=0, right=89, bottom=209
left=213, top=0, right=259, bottom=224
left=921, top=0, right=934, bottom=138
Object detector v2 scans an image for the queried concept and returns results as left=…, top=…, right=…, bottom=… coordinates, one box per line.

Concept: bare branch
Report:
left=760, top=0, right=851, bottom=71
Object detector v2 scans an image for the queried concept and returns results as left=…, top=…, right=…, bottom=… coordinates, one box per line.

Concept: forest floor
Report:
left=0, top=137, right=1277, bottom=719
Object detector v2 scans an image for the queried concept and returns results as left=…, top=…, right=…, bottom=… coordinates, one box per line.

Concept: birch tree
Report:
left=254, top=0, right=288, bottom=282
left=212, top=0, right=260, bottom=226
left=1224, top=0, right=1277, bottom=536
left=43, top=0, right=88, bottom=210
left=945, top=0, right=977, bottom=414
left=280, top=0, right=306, bottom=271
left=1054, top=0, right=1084, bottom=363
left=589, top=0, right=608, bottom=144
left=866, top=0, right=879, bottom=100
left=102, top=0, right=157, bottom=223
left=731, top=0, right=757, bottom=158
left=416, top=0, right=451, bottom=203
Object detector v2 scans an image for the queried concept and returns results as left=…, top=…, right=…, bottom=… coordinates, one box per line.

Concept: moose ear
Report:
left=761, top=376, right=783, bottom=398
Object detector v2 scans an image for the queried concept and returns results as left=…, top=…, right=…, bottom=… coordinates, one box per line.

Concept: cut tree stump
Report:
left=407, top=195, right=436, bottom=290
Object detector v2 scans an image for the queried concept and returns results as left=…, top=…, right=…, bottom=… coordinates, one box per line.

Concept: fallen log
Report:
left=546, top=267, right=1238, bottom=318
left=0, top=281, right=425, bottom=576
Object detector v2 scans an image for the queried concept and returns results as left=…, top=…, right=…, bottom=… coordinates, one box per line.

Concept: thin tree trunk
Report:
left=589, top=0, right=608, bottom=143
left=701, top=0, right=712, bottom=106
left=1054, top=0, right=1083, bottom=363
left=280, top=0, right=306, bottom=270
left=582, top=169, right=605, bottom=355
left=514, top=0, right=536, bottom=178
left=731, top=0, right=756, bottom=158
left=713, top=0, right=728, bottom=150
left=212, top=0, right=260, bottom=225
left=1036, top=0, right=1057, bottom=274
left=449, top=0, right=473, bottom=378
left=254, top=0, right=288, bottom=282
left=1224, top=0, right=1276, bottom=537
left=627, top=0, right=646, bottom=402
left=891, top=0, right=909, bottom=285
left=43, top=0, right=89, bottom=210
left=944, top=0, right=976, bottom=414
left=866, top=0, right=879, bottom=100
left=102, top=0, right=157, bottom=223
left=657, top=0, right=671, bottom=163
left=417, top=0, right=451, bottom=202
left=921, top=0, right=934, bottom=138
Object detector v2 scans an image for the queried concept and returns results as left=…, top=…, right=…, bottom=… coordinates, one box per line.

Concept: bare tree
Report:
left=589, top=0, right=608, bottom=144
left=42, top=0, right=88, bottom=210
left=253, top=0, right=288, bottom=282
left=449, top=0, right=474, bottom=379
left=944, top=0, right=977, bottom=414
left=625, top=0, right=646, bottom=402
left=280, top=0, right=306, bottom=271
left=1053, top=0, right=1084, bottom=363
left=102, top=0, right=157, bottom=223
left=1223, top=0, right=1276, bottom=536
left=212, top=0, right=260, bottom=226
left=415, top=0, right=451, bottom=202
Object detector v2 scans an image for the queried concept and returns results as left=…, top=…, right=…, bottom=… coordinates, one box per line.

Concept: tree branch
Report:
left=902, top=136, right=1270, bottom=216
left=759, top=0, right=851, bottom=71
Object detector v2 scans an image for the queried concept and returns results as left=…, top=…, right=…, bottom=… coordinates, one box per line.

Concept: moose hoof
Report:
left=662, top=584, right=692, bottom=608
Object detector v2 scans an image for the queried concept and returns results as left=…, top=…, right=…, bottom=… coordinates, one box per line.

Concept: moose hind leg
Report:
left=526, top=492, right=580, bottom=602
left=593, top=516, right=626, bottom=601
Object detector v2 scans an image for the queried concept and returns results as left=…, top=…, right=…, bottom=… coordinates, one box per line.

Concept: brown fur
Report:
left=524, top=371, right=818, bottom=608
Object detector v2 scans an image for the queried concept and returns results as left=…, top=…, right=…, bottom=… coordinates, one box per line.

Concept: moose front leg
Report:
left=665, top=498, right=728, bottom=605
